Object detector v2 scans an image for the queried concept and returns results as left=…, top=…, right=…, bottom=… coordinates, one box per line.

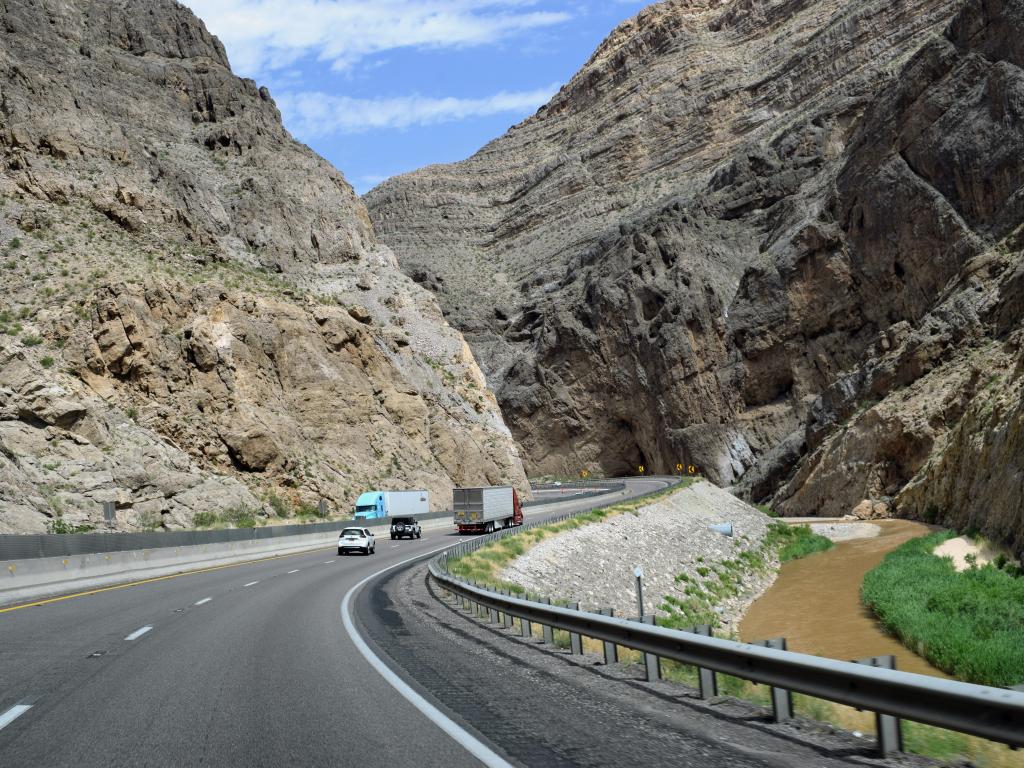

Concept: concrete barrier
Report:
left=0, top=516, right=455, bottom=607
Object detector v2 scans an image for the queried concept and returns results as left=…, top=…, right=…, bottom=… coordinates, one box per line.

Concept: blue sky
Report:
left=184, top=1, right=651, bottom=193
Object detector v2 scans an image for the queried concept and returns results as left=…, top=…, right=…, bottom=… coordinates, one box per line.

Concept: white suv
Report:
left=338, top=527, right=375, bottom=556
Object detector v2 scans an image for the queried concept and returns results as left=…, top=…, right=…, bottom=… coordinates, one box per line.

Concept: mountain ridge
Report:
left=368, top=0, right=1024, bottom=554
left=0, top=0, right=527, bottom=533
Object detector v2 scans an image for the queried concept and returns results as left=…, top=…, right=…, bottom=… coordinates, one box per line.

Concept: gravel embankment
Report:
left=499, top=481, right=778, bottom=633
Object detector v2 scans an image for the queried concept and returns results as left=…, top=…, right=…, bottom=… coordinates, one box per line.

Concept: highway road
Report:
left=0, top=479, right=668, bottom=767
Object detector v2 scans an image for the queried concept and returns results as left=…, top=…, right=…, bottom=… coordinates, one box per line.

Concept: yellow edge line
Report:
left=0, top=545, right=335, bottom=614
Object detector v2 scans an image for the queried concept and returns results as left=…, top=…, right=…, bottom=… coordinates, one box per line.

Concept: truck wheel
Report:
left=390, top=534, right=396, bottom=540
left=416, top=532, right=421, bottom=539
left=371, top=545, right=376, bottom=554
left=338, top=548, right=343, bottom=556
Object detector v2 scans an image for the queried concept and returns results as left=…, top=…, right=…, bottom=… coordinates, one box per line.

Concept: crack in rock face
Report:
left=0, top=0, right=528, bottom=533
left=368, top=0, right=1024, bottom=556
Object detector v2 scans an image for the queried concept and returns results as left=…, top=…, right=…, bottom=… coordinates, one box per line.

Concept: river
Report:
left=739, top=519, right=947, bottom=678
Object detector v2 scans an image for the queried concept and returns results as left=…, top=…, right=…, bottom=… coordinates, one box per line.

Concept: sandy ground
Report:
left=809, top=522, right=881, bottom=542
left=932, top=535, right=1018, bottom=571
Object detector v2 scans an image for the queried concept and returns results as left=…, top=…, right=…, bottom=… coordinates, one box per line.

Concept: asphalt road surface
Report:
left=0, top=479, right=668, bottom=767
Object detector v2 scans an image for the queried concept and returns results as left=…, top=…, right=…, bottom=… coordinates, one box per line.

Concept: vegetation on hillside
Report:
left=861, top=531, right=1024, bottom=687
left=658, top=521, right=833, bottom=630
left=447, top=481, right=692, bottom=590
left=767, top=522, right=834, bottom=562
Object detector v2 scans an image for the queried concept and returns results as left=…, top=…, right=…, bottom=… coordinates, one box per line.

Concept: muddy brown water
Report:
left=740, top=519, right=948, bottom=678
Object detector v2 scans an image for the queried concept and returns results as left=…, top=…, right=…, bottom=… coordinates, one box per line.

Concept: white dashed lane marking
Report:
left=287, top=570, right=300, bottom=575
left=243, top=581, right=259, bottom=587
left=0, top=703, right=32, bottom=732
left=194, top=598, right=212, bottom=606
left=124, top=626, right=153, bottom=641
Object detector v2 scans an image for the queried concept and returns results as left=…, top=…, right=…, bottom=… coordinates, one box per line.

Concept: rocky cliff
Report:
left=0, top=0, right=527, bottom=532
left=368, top=0, right=1024, bottom=554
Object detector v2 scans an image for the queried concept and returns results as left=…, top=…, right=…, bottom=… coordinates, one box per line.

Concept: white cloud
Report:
left=277, top=85, right=559, bottom=136
left=184, top=1, right=571, bottom=75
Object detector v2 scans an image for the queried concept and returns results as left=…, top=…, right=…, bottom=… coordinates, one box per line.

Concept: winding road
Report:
left=0, top=479, right=667, bottom=767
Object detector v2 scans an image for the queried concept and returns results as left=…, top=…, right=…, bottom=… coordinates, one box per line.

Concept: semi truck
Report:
left=353, top=490, right=429, bottom=521
left=454, top=486, right=523, bottom=534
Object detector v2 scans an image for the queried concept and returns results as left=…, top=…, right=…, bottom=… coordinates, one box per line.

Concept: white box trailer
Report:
left=354, top=490, right=429, bottom=521
left=453, top=486, right=523, bottom=534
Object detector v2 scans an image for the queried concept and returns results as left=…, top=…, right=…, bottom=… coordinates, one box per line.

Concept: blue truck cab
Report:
left=354, top=492, right=386, bottom=520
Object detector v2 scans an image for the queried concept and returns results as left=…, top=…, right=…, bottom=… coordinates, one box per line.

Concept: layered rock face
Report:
left=369, top=0, right=1024, bottom=553
left=0, top=0, right=526, bottom=532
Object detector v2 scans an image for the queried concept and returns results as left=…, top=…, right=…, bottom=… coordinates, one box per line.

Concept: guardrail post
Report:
left=640, top=616, right=661, bottom=681
left=521, top=617, right=533, bottom=638
left=684, top=625, right=718, bottom=699
left=569, top=602, right=583, bottom=654
left=855, top=655, right=903, bottom=755
left=470, top=581, right=481, bottom=618
left=542, top=598, right=554, bottom=644
left=503, top=591, right=515, bottom=629
left=754, top=638, right=793, bottom=722
left=599, top=609, right=618, bottom=664
left=488, top=588, right=499, bottom=624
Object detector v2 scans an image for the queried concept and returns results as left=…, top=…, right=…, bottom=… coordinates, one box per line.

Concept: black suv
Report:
left=390, top=517, right=421, bottom=540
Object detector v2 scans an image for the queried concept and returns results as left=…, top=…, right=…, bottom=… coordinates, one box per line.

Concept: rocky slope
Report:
left=0, top=0, right=527, bottom=532
left=499, top=482, right=778, bottom=634
left=368, top=0, right=1024, bottom=555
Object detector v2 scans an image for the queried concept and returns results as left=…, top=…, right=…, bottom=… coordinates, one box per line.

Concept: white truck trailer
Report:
left=453, top=486, right=523, bottom=534
left=353, top=490, right=429, bottom=521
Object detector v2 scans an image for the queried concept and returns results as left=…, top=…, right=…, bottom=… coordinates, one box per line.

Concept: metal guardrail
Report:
left=524, top=481, right=626, bottom=508
left=0, top=510, right=457, bottom=560
left=428, top=515, right=1024, bottom=754
left=530, top=480, right=616, bottom=491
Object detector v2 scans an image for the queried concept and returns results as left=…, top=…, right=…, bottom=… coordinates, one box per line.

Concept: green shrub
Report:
left=765, top=522, right=834, bottom=562
left=9, top=237, right=21, bottom=249
left=267, top=492, right=290, bottom=518
left=295, top=501, right=320, bottom=519
left=221, top=506, right=257, bottom=528
left=47, top=517, right=94, bottom=534
left=192, top=511, right=218, bottom=528
left=21, top=334, right=43, bottom=347
left=861, top=531, right=1024, bottom=686
left=40, top=356, right=54, bottom=369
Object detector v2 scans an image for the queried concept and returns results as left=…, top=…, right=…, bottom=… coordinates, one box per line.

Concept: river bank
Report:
left=740, top=519, right=946, bottom=677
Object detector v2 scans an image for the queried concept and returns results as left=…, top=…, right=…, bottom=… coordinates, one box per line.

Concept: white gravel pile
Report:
left=809, top=522, right=881, bottom=542
left=499, top=481, right=778, bottom=633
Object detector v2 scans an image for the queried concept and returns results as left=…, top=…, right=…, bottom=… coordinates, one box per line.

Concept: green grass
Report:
left=861, top=531, right=1024, bottom=687
left=765, top=521, right=833, bottom=562
left=46, top=517, right=94, bottom=534
left=192, top=507, right=260, bottom=529
left=192, top=511, right=218, bottom=528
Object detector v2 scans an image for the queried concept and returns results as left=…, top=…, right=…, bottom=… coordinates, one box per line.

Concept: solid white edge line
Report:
left=124, top=625, right=152, bottom=641
left=243, top=581, right=259, bottom=587
left=340, top=539, right=514, bottom=768
left=339, top=480, right=665, bottom=768
left=194, top=597, right=212, bottom=606
left=0, top=703, right=32, bottom=731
